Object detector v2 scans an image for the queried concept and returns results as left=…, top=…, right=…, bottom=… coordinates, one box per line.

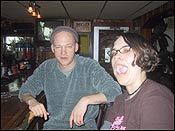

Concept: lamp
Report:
left=37, top=10, right=41, bottom=18
left=27, top=1, right=33, bottom=13
left=27, top=1, right=41, bottom=19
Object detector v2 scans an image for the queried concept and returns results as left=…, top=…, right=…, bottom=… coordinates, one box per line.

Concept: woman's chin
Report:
left=116, top=76, right=127, bottom=86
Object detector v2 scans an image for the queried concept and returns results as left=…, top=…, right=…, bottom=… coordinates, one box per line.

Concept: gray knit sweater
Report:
left=18, top=55, right=122, bottom=130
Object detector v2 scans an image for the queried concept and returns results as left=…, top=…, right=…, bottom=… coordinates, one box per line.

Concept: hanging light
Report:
left=27, top=1, right=41, bottom=19
left=32, top=11, right=37, bottom=17
left=28, top=6, right=34, bottom=13
left=37, top=10, right=41, bottom=18
left=32, top=6, right=37, bottom=17
left=27, top=1, right=34, bottom=13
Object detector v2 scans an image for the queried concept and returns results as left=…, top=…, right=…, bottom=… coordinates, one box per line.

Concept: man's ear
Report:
left=75, top=43, right=79, bottom=52
left=51, top=44, right=54, bottom=53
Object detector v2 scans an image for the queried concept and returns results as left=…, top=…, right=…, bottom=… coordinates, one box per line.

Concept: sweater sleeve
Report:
left=90, top=61, right=122, bottom=103
left=18, top=62, right=45, bottom=101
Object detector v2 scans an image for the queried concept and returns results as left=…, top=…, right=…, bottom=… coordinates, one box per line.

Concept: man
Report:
left=18, top=26, right=122, bottom=130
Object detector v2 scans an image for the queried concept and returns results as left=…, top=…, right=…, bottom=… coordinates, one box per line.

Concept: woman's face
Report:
left=111, top=36, right=142, bottom=87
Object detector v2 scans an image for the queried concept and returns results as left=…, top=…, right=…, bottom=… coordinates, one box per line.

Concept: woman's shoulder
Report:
left=141, top=79, right=174, bottom=101
left=144, top=79, right=173, bottom=94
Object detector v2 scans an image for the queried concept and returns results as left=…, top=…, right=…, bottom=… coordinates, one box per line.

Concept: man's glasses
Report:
left=107, top=45, right=131, bottom=57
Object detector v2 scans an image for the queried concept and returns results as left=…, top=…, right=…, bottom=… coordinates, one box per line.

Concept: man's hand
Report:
left=28, top=99, right=49, bottom=120
left=69, top=97, right=88, bottom=128
left=69, top=93, right=107, bottom=128
left=22, top=93, right=49, bottom=120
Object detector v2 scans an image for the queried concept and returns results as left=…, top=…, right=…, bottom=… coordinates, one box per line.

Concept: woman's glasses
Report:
left=107, top=45, right=131, bottom=57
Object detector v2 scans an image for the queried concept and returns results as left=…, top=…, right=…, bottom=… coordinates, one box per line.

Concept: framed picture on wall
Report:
left=73, top=21, right=92, bottom=57
left=78, top=33, right=90, bottom=56
left=73, top=21, right=91, bottom=32
left=36, top=19, right=65, bottom=42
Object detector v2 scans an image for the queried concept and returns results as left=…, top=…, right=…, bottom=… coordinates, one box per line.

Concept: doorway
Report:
left=93, top=26, right=129, bottom=78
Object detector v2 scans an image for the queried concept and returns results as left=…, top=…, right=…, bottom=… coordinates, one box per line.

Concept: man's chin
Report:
left=60, top=63, right=68, bottom=67
left=59, top=59, right=68, bottom=65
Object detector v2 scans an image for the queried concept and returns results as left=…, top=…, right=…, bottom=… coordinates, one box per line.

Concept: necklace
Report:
left=128, top=79, right=147, bottom=96
left=128, top=86, right=141, bottom=96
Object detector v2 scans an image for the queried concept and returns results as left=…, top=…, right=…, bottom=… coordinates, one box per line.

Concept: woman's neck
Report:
left=126, top=75, right=147, bottom=98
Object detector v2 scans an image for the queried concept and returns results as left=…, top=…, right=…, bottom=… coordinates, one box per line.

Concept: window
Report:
left=4, top=36, right=33, bottom=51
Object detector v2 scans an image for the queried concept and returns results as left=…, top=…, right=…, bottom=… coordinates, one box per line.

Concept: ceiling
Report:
left=1, top=1, right=169, bottom=21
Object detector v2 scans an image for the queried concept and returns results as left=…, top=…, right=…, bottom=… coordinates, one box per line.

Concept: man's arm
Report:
left=22, top=93, right=49, bottom=120
left=69, top=92, right=107, bottom=128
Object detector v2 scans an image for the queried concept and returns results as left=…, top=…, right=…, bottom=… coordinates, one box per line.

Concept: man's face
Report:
left=51, top=31, right=78, bottom=71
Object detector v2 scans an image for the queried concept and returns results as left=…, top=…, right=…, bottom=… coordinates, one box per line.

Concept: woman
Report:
left=101, top=32, right=174, bottom=130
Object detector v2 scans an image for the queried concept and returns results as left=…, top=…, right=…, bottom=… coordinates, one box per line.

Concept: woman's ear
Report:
left=132, top=53, right=137, bottom=66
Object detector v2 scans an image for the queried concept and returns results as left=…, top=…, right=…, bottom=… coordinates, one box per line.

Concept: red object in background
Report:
left=24, top=48, right=31, bottom=60
left=11, top=65, right=19, bottom=74
left=19, top=62, right=26, bottom=70
left=23, top=43, right=32, bottom=60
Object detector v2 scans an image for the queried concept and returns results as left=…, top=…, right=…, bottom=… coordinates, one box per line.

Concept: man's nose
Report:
left=61, top=47, right=67, bottom=55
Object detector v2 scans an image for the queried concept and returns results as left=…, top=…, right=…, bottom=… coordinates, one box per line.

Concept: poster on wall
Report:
left=79, top=33, right=89, bottom=55
left=73, top=21, right=91, bottom=32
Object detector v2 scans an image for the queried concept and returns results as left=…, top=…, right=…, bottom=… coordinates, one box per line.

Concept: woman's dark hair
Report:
left=121, top=32, right=160, bottom=72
